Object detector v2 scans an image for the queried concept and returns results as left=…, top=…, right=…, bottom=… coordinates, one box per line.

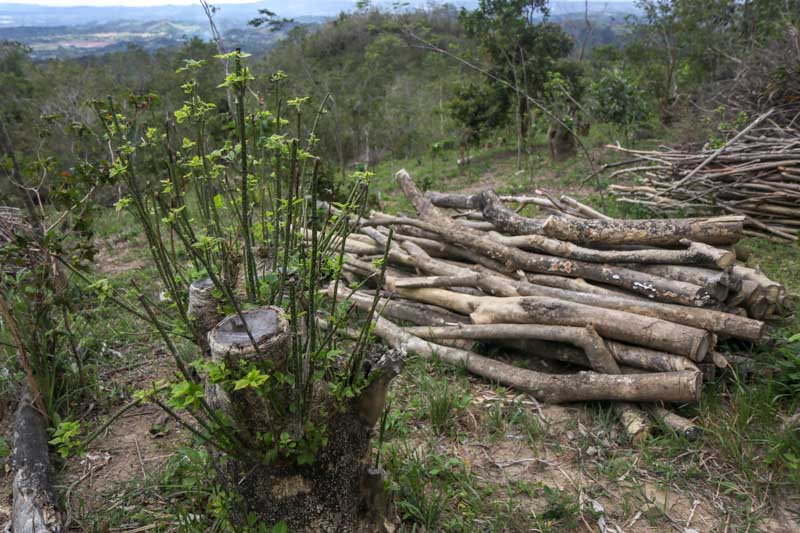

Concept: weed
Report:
left=424, top=377, right=471, bottom=436
left=535, top=484, right=580, bottom=531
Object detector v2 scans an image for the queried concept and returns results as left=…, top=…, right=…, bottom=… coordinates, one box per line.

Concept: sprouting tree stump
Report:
left=205, top=306, right=403, bottom=530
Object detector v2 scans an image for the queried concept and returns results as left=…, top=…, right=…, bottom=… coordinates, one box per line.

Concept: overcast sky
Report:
left=1, top=0, right=259, bottom=5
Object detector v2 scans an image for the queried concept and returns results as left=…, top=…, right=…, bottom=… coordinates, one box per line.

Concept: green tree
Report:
left=459, top=0, right=573, bottom=143
left=589, top=67, right=649, bottom=142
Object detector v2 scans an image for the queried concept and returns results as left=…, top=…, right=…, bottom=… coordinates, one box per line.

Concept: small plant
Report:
left=49, top=420, right=83, bottom=459
left=425, top=378, right=471, bottom=436
left=537, top=484, right=580, bottom=529
left=82, top=52, right=403, bottom=527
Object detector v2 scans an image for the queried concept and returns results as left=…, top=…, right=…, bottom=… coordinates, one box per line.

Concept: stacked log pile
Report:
left=602, top=113, right=800, bottom=242
left=319, top=170, right=788, bottom=440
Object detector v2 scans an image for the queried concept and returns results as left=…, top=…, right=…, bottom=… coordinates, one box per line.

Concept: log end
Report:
left=689, top=371, right=703, bottom=403
left=689, top=332, right=713, bottom=363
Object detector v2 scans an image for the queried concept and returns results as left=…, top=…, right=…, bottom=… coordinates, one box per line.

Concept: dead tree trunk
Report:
left=12, top=391, right=63, bottom=533
left=187, top=278, right=224, bottom=355
left=547, top=123, right=577, bottom=161
left=205, top=306, right=401, bottom=530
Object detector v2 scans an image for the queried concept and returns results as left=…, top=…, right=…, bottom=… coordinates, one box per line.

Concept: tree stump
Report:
left=206, top=306, right=403, bottom=530
left=187, top=278, right=224, bottom=355
left=547, top=123, right=576, bottom=161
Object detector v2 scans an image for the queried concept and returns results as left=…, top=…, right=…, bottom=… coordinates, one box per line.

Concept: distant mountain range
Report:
left=0, top=1, right=640, bottom=59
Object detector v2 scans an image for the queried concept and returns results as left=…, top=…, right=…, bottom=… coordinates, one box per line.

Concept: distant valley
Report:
left=0, top=1, right=639, bottom=59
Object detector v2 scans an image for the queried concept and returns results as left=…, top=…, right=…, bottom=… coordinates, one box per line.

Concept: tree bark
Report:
left=402, top=323, right=619, bottom=373
left=187, top=278, right=225, bottom=355
left=502, top=338, right=699, bottom=373
left=353, top=237, right=764, bottom=342
left=510, top=277, right=763, bottom=342
left=469, top=297, right=712, bottom=361
left=630, top=265, right=731, bottom=301
left=493, top=232, right=735, bottom=268
left=646, top=406, right=700, bottom=440
left=732, top=265, right=783, bottom=304
left=547, top=123, right=577, bottom=162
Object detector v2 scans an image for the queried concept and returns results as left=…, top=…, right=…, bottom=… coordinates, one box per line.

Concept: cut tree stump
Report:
left=205, top=306, right=402, bottom=530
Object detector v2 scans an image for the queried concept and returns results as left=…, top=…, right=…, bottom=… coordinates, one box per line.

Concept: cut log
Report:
left=12, top=391, right=63, bottom=533
left=404, top=327, right=698, bottom=373
left=368, top=314, right=701, bottom=403
left=540, top=213, right=744, bottom=246
left=560, top=195, right=612, bottom=220
left=733, top=265, right=783, bottom=304
left=526, top=274, right=619, bottom=296
left=646, top=406, right=701, bottom=440
left=493, top=232, right=734, bottom=268
left=615, top=403, right=651, bottom=444
left=474, top=190, right=743, bottom=246
left=333, top=286, right=470, bottom=326
left=469, top=297, right=712, bottom=361
left=356, top=236, right=764, bottom=342
left=509, top=278, right=763, bottom=342
left=336, top=285, right=700, bottom=373
left=393, top=274, right=482, bottom=289
left=628, top=265, right=731, bottom=302
left=394, top=172, right=716, bottom=307
left=372, top=280, right=712, bottom=360
left=400, top=323, right=619, bottom=373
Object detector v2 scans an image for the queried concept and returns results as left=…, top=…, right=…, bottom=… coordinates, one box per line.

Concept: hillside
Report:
left=0, top=1, right=798, bottom=531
